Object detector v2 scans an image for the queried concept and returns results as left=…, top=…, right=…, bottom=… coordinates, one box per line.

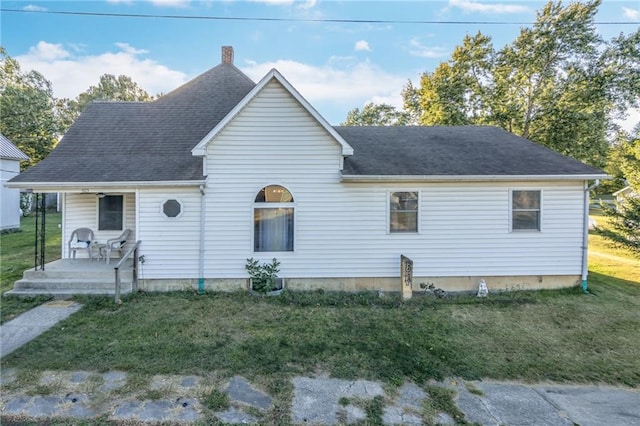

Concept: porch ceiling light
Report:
left=96, top=192, right=106, bottom=198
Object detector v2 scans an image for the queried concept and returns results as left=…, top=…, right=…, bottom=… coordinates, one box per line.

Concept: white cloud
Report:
left=408, top=38, right=448, bottom=58
left=114, top=42, right=149, bottom=55
left=622, top=7, right=639, bottom=20
left=241, top=58, right=408, bottom=123
left=26, top=41, right=71, bottom=61
left=448, top=0, right=529, bottom=14
left=298, top=0, right=317, bottom=9
left=23, top=4, right=47, bottom=11
left=354, top=40, right=371, bottom=52
left=16, top=42, right=187, bottom=100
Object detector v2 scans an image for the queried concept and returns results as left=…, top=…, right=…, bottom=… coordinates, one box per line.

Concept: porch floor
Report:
left=6, top=258, right=135, bottom=298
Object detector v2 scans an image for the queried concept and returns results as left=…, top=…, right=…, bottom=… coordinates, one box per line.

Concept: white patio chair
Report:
left=68, top=228, right=95, bottom=260
left=105, top=229, right=131, bottom=264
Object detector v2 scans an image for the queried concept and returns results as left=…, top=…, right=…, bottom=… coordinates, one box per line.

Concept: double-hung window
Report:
left=98, top=195, right=123, bottom=230
left=390, top=191, right=419, bottom=233
left=254, top=185, right=294, bottom=252
left=511, top=190, right=541, bottom=231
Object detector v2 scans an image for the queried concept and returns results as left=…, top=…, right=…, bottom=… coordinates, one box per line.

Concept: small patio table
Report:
left=92, top=243, right=106, bottom=262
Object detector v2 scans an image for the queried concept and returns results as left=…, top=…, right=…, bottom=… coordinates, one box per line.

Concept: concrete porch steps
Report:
left=5, top=258, right=134, bottom=298
left=5, top=287, right=133, bottom=298
left=11, top=278, right=133, bottom=291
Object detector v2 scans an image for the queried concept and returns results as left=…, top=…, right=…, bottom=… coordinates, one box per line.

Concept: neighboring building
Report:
left=1, top=133, right=29, bottom=231
left=7, top=47, right=608, bottom=293
left=613, top=185, right=638, bottom=207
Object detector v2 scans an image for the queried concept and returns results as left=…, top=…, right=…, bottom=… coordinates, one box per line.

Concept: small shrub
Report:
left=246, top=257, right=281, bottom=294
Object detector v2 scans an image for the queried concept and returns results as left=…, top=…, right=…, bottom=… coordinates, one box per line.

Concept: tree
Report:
left=0, top=47, right=61, bottom=167
left=67, top=74, right=153, bottom=120
left=1, top=49, right=156, bottom=166
left=341, top=102, right=410, bottom=126
left=595, top=129, right=640, bottom=254
left=411, top=32, right=494, bottom=126
left=401, top=0, right=638, bottom=168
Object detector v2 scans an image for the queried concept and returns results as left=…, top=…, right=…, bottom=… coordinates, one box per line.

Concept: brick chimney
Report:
left=221, top=46, right=234, bottom=64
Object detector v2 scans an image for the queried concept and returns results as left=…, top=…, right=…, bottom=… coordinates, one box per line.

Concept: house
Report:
left=1, top=133, right=29, bottom=231
left=6, top=46, right=608, bottom=294
left=613, top=185, right=637, bottom=207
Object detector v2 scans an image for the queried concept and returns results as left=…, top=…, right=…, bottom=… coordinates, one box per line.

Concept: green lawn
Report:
left=588, top=211, right=639, bottom=282
left=1, top=211, right=639, bottom=392
left=0, top=213, right=62, bottom=323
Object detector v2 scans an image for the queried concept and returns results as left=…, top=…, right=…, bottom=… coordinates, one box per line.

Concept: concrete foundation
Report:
left=138, top=275, right=580, bottom=293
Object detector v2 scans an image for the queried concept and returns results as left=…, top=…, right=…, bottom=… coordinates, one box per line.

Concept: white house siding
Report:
left=136, top=187, right=201, bottom=279
left=0, top=158, right=21, bottom=230
left=62, top=192, right=136, bottom=258
left=201, top=79, right=587, bottom=288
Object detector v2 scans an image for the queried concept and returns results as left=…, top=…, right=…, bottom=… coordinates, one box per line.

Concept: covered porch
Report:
left=7, top=257, right=137, bottom=299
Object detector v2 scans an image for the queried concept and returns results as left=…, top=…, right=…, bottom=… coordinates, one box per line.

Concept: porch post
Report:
left=33, top=193, right=46, bottom=271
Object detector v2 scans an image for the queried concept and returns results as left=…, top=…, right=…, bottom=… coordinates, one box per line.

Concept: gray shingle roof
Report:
left=11, top=63, right=255, bottom=184
left=335, top=126, right=605, bottom=177
left=0, top=133, right=29, bottom=161
left=11, top=62, right=605, bottom=186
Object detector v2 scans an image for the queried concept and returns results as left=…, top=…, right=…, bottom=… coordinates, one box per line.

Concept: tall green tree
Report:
left=0, top=47, right=61, bottom=167
left=595, top=129, right=640, bottom=254
left=400, top=0, right=639, bottom=168
left=342, top=102, right=410, bottom=126
left=66, top=74, right=153, bottom=124
left=407, top=32, right=494, bottom=126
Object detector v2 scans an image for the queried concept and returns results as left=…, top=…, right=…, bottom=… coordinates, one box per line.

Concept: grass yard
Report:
left=588, top=211, right=639, bottom=282
left=0, top=213, right=62, bottom=323
left=1, top=210, right=639, bottom=395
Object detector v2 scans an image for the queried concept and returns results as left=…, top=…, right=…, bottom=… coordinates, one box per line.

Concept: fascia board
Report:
left=341, top=174, right=610, bottom=183
left=5, top=180, right=206, bottom=192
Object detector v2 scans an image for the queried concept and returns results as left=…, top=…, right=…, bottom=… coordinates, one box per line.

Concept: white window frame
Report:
left=388, top=190, right=420, bottom=234
left=161, top=198, right=183, bottom=219
left=510, top=189, right=543, bottom=232
left=252, top=185, right=296, bottom=253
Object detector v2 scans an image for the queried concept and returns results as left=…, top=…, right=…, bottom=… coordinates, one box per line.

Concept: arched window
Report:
left=254, top=185, right=294, bottom=252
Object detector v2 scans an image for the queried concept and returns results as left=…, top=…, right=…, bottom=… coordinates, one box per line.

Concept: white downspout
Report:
left=581, top=179, right=600, bottom=293
left=198, top=184, right=205, bottom=294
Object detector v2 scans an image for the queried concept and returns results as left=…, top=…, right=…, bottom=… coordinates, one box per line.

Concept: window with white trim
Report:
left=390, top=191, right=418, bottom=233
left=511, top=190, right=541, bottom=231
left=99, top=195, right=123, bottom=230
left=254, top=185, right=294, bottom=252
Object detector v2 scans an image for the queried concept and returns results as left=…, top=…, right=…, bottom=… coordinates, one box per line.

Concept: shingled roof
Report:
left=336, top=126, right=605, bottom=179
left=0, top=133, right=29, bottom=161
left=11, top=58, right=255, bottom=184
left=10, top=47, right=605, bottom=187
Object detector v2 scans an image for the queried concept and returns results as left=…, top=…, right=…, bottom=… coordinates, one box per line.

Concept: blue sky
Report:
left=1, top=0, right=639, bottom=126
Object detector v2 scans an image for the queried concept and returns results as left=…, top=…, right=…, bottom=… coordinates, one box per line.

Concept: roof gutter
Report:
left=198, top=184, right=206, bottom=295
left=4, top=180, right=207, bottom=191
left=341, top=174, right=609, bottom=183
